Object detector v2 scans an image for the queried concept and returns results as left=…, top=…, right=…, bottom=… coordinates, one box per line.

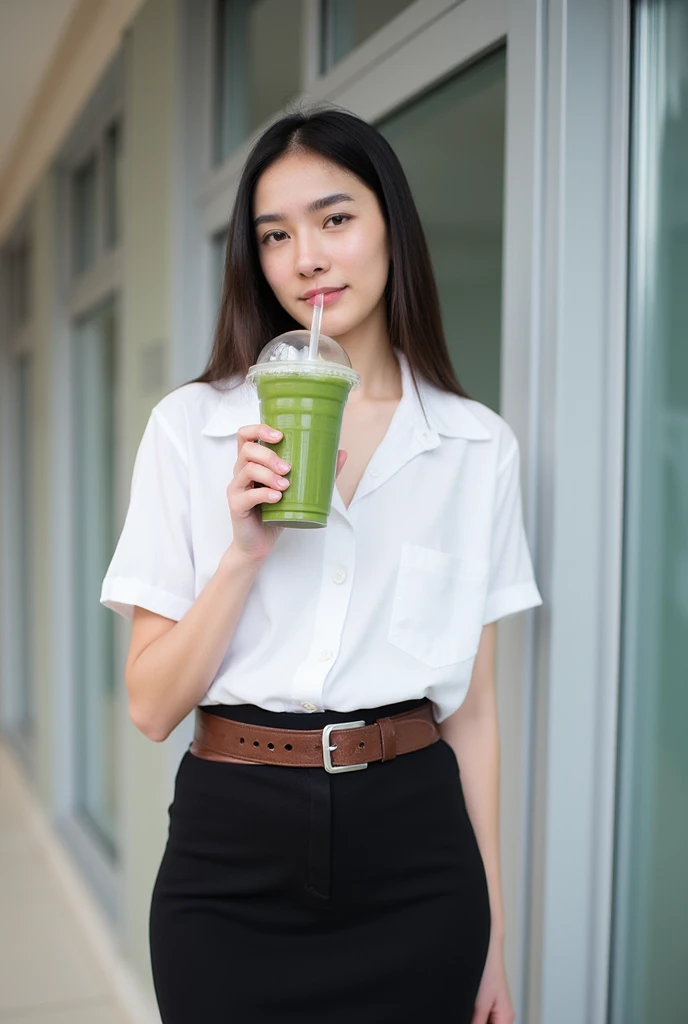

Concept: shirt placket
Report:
left=289, top=514, right=357, bottom=712
left=288, top=393, right=441, bottom=712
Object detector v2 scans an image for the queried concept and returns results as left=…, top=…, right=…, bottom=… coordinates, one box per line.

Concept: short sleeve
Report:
left=483, top=438, right=543, bottom=625
left=100, top=408, right=195, bottom=622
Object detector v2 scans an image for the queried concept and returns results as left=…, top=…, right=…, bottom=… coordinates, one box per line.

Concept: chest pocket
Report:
left=388, top=543, right=489, bottom=668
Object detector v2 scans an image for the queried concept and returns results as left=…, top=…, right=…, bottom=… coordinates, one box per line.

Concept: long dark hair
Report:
left=188, top=104, right=470, bottom=399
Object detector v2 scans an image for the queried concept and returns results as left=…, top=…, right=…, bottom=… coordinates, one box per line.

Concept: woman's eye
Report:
left=261, top=215, right=350, bottom=245
left=326, top=214, right=350, bottom=227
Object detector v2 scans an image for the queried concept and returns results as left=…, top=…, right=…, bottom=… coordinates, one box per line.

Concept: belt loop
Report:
left=377, top=717, right=397, bottom=762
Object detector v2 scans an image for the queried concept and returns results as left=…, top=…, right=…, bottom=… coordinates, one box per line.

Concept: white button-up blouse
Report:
left=100, top=351, right=543, bottom=722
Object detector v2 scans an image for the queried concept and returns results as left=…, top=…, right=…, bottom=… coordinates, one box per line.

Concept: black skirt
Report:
left=149, top=697, right=491, bottom=1023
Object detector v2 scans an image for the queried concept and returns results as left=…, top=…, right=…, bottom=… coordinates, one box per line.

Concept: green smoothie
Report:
left=257, top=372, right=352, bottom=528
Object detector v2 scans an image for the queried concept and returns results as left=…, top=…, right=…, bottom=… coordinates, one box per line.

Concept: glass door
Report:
left=71, top=296, right=119, bottom=858
left=379, top=48, right=506, bottom=410
left=611, top=3, right=688, bottom=1021
left=16, top=354, right=35, bottom=733
left=11, top=351, right=36, bottom=773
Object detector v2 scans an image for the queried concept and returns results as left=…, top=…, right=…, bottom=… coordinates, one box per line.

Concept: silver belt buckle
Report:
left=322, top=720, right=368, bottom=773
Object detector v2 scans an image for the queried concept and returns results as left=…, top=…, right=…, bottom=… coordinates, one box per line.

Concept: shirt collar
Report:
left=200, top=349, right=492, bottom=441
left=201, top=379, right=260, bottom=437
left=399, top=350, right=491, bottom=441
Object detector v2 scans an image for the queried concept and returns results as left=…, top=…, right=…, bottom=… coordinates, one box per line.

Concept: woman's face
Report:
left=253, top=150, right=390, bottom=339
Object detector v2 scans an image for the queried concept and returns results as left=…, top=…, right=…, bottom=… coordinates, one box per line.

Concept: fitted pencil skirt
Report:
left=149, top=697, right=491, bottom=1023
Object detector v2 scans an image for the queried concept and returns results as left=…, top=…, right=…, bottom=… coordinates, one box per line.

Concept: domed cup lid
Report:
left=247, top=330, right=360, bottom=389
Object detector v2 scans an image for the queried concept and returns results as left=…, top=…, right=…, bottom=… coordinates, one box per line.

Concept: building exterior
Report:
left=0, top=1, right=685, bottom=1022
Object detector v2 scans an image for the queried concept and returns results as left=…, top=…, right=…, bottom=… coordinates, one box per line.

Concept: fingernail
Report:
left=277, top=460, right=290, bottom=472
left=269, top=429, right=281, bottom=439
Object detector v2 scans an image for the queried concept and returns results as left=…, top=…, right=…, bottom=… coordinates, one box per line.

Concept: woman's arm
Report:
left=126, top=545, right=262, bottom=742
left=438, top=622, right=505, bottom=939
left=126, top=421, right=299, bottom=743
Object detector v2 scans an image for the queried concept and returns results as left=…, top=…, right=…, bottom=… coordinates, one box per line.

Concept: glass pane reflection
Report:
left=72, top=297, right=118, bottom=858
left=215, top=0, right=303, bottom=162
left=379, top=49, right=506, bottom=410
left=322, top=0, right=415, bottom=71
left=611, top=3, right=688, bottom=1021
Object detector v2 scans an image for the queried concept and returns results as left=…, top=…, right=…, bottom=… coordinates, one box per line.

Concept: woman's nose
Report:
left=294, top=232, right=330, bottom=278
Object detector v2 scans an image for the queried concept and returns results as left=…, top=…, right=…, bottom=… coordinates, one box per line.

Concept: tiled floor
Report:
left=0, top=743, right=134, bottom=1023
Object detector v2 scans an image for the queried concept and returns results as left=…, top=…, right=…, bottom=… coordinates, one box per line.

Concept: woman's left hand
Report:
left=470, top=934, right=516, bottom=1024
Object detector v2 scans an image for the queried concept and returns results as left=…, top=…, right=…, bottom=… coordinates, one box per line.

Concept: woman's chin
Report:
left=320, top=311, right=362, bottom=340
left=287, top=303, right=362, bottom=340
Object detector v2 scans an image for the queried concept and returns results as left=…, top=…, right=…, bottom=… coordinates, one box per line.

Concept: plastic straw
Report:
left=308, top=292, right=324, bottom=361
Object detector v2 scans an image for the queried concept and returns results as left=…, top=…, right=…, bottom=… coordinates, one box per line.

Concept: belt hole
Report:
left=239, top=738, right=245, bottom=744
left=285, top=743, right=292, bottom=751
left=267, top=742, right=274, bottom=750
left=253, top=741, right=260, bottom=747
left=359, top=741, right=365, bottom=748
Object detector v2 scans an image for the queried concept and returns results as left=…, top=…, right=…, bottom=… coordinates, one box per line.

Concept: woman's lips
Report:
left=304, top=287, right=347, bottom=307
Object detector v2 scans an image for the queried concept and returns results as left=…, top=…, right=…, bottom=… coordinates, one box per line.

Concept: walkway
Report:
left=0, top=742, right=140, bottom=1023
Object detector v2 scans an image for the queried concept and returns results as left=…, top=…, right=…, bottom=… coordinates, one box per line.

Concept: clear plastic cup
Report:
left=247, top=331, right=360, bottom=528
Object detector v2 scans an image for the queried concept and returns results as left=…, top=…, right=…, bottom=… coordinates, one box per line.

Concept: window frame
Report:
left=319, top=0, right=421, bottom=75
left=103, top=119, right=122, bottom=251
left=0, top=207, right=37, bottom=782
left=212, top=0, right=316, bottom=165
left=50, top=49, right=125, bottom=927
left=60, top=48, right=124, bottom=317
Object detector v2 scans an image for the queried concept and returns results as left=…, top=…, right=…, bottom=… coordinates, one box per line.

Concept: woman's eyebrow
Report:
left=254, top=193, right=355, bottom=228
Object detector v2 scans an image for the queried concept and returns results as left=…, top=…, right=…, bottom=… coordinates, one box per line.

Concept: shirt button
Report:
left=370, top=468, right=380, bottom=478
left=332, top=567, right=347, bottom=584
left=319, top=649, right=333, bottom=662
left=301, top=701, right=317, bottom=712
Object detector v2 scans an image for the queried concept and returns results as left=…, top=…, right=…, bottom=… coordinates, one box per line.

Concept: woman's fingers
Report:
left=236, top=439, right=290, bottom=477
left=227, top=429, right=345, bottom=525
left=225, top=424, right=290, bottom=521
left=235, top=424, right=284, bottom=469
left=236, top=462, right=290, bottom=493
left=229, top=484, right=283, bottom=518
left=236, top=423, right=282, bottom=451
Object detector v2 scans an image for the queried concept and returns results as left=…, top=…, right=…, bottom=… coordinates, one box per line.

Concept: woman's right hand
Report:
left=225, top=424, right=348, bottom=566
left=225, top=424, right=290, bottom=564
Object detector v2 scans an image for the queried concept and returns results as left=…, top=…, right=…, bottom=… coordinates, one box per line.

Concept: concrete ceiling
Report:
left=0, top=0, right=79, bottom=180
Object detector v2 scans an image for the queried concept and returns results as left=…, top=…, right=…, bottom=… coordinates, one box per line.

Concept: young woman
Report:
left=101, top=106, right=542, bottom=1024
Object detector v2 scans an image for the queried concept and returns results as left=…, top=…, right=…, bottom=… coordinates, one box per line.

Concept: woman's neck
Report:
left=334, top=303, right=401, bottom=403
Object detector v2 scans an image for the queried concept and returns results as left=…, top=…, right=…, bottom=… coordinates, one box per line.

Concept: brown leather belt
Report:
left=189, top=701, right=440, bottom=773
